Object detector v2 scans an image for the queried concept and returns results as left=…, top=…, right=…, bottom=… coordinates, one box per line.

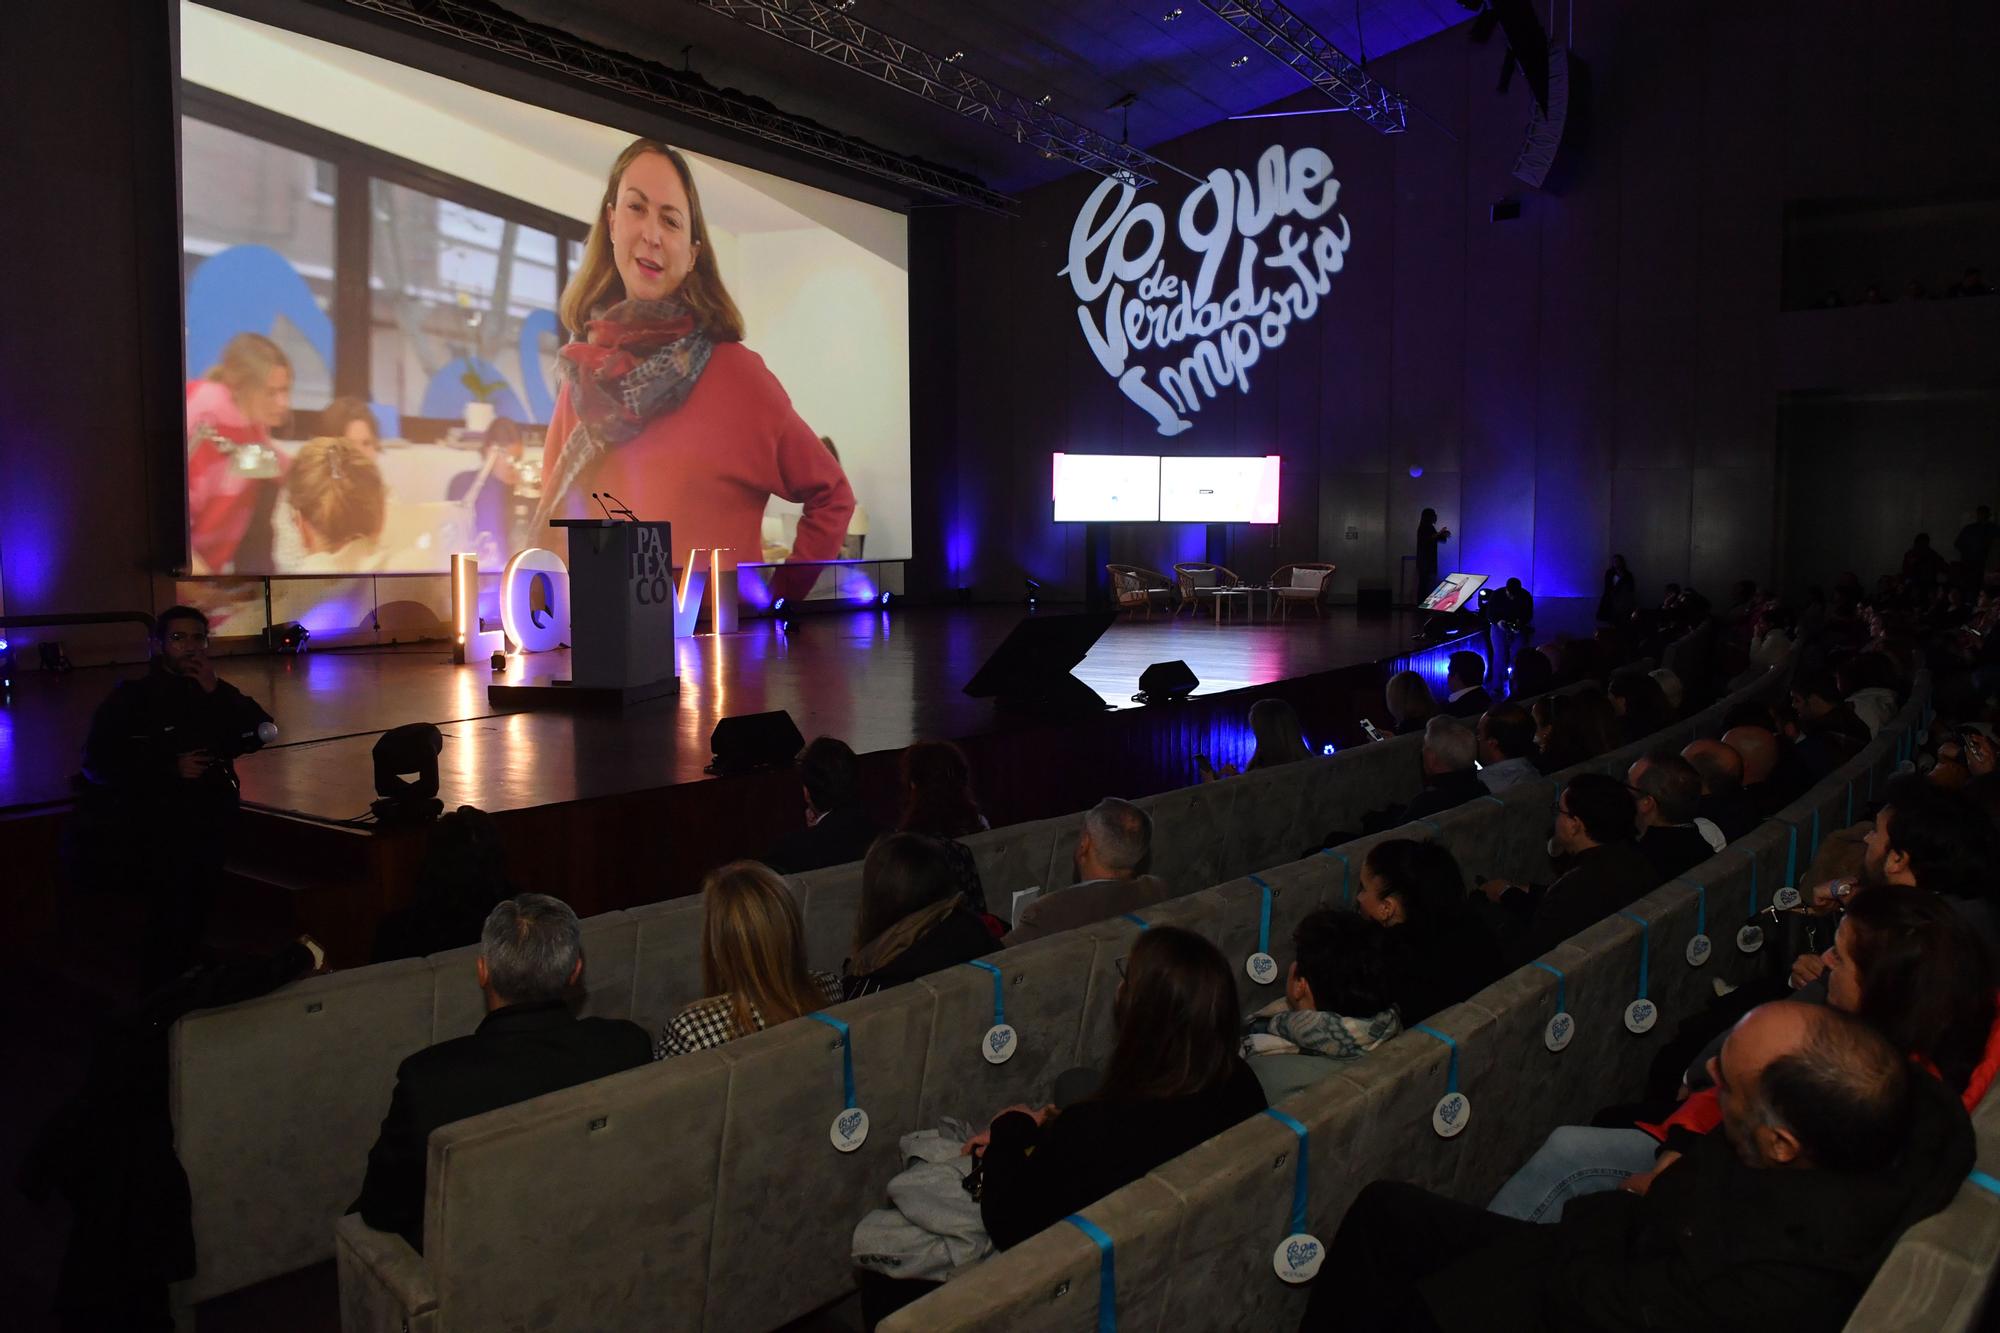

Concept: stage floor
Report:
left=2, top=604, right=1448, bottom=822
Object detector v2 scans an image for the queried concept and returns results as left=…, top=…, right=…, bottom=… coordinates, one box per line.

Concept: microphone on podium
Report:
left=590, top=492, right=617, bottom=522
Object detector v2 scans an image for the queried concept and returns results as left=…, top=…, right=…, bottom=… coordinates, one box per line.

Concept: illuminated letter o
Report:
left=501, top=547, right=570, bottom=653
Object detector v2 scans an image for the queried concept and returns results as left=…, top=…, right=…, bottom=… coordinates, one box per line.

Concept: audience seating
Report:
left=171, top=703, right=1446, bottom=1303
left=328, top=663, right=1839, bottom=1331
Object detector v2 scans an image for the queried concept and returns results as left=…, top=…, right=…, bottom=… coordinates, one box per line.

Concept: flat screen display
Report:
left=1420, top=573, right=1487, bottom=612
left=1051, top=454, right=1161, bottom=523
left=177, top=2, right=909, bottom=576
left=1158, top=455, right=1282, bottom=523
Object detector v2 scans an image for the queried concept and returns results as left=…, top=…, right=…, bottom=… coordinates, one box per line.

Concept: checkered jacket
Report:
left=654, top=971, right=844, bottom=1060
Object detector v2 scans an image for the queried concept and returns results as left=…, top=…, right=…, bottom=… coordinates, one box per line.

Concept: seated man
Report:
left=1476, top=774, right=1652, bottom=967
left=1723, top=720, right=1809, bottom=817
left=1629, top=749, right=1719, bottom=873
left=1240, top=909, right=1401, bottom=1103
left=1305, top=1003, right=1970, bottom=1333
left=1789, top=670, right=1873, bottom=781
left=1682, top=737, right=1759, bottom=843
left=1441, top=651, right=1491, bottom=718
left=1006, top=798, right=1169, bottom=944
left=351, top=893, right=652, bottom=1250
left=1475, top=704, right=1540, bottom=794
left=1363, top=717, right=1487, bottom=833
left=762, top=736, right=882, bottom=874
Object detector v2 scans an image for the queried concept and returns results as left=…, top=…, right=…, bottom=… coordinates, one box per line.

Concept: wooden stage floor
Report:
left=2, top=604, right=1452, bottom=822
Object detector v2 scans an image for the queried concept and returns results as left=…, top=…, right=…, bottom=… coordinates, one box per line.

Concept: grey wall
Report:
left=910, top=0, right=2000, bottom=605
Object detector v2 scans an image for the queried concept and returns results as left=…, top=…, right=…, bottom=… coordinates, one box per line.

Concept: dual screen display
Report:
left=1051, top=454, right=1282, bottom=524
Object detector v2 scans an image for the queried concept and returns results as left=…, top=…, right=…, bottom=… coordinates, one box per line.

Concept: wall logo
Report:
left=1062, top=144, right=1351, bottom=436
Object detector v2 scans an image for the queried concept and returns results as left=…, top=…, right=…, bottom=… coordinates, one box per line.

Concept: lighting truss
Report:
left=692, top=0, right=1195, bottom=188
left=1198, top=0, right=1410, bottom=133
left=336, top=0, right=1017, bottom=212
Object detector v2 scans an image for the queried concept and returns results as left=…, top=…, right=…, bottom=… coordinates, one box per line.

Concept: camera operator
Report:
left=1484, top=577, right=1535, bottom=695
left=71, top=606, right=277, bottom=983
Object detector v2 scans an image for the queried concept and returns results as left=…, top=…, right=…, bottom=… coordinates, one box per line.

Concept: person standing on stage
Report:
left=537, top=139, right=853, bottom=598
left=1416, top=508, right=1451, bottom=599
left=70, top=606, right=276, bottom=983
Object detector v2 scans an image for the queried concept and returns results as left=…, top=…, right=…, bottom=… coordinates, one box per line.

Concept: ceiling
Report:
left=499, top=0, right=1476, bottom=196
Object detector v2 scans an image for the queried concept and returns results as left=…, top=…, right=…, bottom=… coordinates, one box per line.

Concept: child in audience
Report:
left=656, top=861, right=841, bottom=1058
left=966, top=926, right=1265, bottom=1249
left=1240, top=909, right=1401, bottom=1102
left=841, top=833, right=998, bottom=999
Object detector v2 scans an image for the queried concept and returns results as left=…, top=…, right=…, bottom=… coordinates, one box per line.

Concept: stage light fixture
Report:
left=490, top=650, right=508, bottom=673
left=879, top=591, right=893, bottom=607
left=371, top=722, right=444, bottom=823
left=38, top=641, right=72, bottom=673
left=1322, top=742, right=1338, bottom=755
left=1409, top=464, right=1424, bottom=478
left=265, top=621, right=310, bottom=654
left=773, top=596, right=787, bottom=612
left=0, top=639, right=13, bottom=691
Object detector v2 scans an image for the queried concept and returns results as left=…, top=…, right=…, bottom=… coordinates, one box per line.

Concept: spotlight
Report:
left=265, top=621, right=310, bottom=654
left=38, top=641, right=72, bottom=673
left=879, top=591, right=893, bottom=607
left=490, top=650, right=508, bottom=672
left=773, top=596, right=787, bottom=612
left=1024, top=576, right=1042, bottom=610
left=1409, top=464, right=1424, bottom=478
left=0, top=639, right=13, bottom=691
left=371, top=722, right=444, bottom=823
left=1321, top=743, right=1338, bottom=756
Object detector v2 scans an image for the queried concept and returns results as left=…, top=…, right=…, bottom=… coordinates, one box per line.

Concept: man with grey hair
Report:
left=1365, top=716, right=1487, bottom=833
left=1005, top=798, right=1171, bottom=945
left=352, top=893, right=650, bottom=1250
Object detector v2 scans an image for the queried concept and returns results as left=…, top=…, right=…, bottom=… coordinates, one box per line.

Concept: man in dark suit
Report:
left=1628, top=750, right=1719, bottom=879
left=1476, top=773, right=1653, bottom=966
left=763, top=736, right=883, bottom=874
left=351, top=893, right=651, bottom=1250
left=1441, top=651, right=1491, bottom=718
left=1682, top=738, right=1760, bottom=843
left=1007, top=798, right=1170, bottom=944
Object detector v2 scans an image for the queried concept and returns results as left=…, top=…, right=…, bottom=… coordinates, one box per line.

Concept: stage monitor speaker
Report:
left=1356, top=583, right=1392, bottom=620
left=963, top=611, right=1117, bottom=714
left=709, top=709, right=805, bottom=776
left=1137, top=659, right=1199, bottom=703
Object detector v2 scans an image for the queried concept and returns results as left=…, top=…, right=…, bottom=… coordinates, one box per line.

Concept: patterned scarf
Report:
left=1240, top=998, right=1402, bottom=1062
left=536, top=297, right=715, bottom=525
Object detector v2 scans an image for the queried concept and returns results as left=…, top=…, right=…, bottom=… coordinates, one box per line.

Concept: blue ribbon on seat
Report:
left=1121, top=913, right=1149, bottom=930
left=805, top=1012, right=856, bottom=1109
left=1412, top=1024, right=1460, bottom=1094
left=1065, top=1214, right=1117, bottom=1333
left=1529, top=960, right=1566, bottom=1014
left=1320, top=848, right=1353, bottom=905
left=1617, top=912, right=1651, bottom=1002
left=1249, top=873, right=1273, bottom=956
left=1263, top=1108, right=1311, bottom=1235
left=966, top=959, right=1006, bottom=1028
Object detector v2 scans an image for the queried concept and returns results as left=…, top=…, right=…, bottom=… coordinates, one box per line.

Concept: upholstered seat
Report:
left=1172, top=562, right=1242, bottom=616
left=1269, top=563, right=1336, bottom=619
left=1105, top=564, right=1178, bottom=617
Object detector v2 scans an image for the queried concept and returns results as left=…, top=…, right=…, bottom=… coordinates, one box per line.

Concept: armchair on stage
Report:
left=1105, top=564, right=1179, bottom=618
left=1270, top=562, right=1337, bottom=619
left=1173, top=562, right=1242, bottom=617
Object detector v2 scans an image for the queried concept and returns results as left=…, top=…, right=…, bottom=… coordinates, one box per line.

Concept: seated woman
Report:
left=658, top=861, right=841, bottom=1058
left=1207, top=697, right=1314, bottom=781
left=1385, top=670, right=1439, bottom=736
left=841, top=833, right=998, bottom=1000
left=971, top=926, right=1266, bottom=1249
left=1241, top=909, right=1402, bottom=1102
left=280, top=437, right=387, bottom=572
left=897, top=740, right=992, bottom=918
left=1489, top=883, right=1999, bottom=1222
left=1533, top=688, right=1620, bottom=774
left=1354, top=838, right=1506, bottom=1025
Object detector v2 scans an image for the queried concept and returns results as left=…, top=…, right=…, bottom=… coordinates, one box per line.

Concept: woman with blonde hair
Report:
left=187, top=331, right=293, bottom=572
left=538, top=139, right=853, bottom=595
left=655, top=861, right=840, bottom=1058
left=282, top=438, right=387, bottom=571
left=1385, top=670, right=1439, bottom=736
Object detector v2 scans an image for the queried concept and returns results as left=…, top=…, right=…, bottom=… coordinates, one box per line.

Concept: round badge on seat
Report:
left=829, top=1107, right=870, bottom=1153
left=1544, top=1011, right=1574, bottom=1053
left=1685, top=933, right=1713, bottom=967
left=1624, top=999, right=1658, bottom=1035
left=1432, top=1092, right=1471, bottom=1138
left=1736, top=923, right=1765, bottom=955
left=1246, top=951, right=1279, bottom=985
left=1273, top=1232, right=1325, bottom=1284
left=982, top=1023, right=1017, bottom=1065
left=1773, top=886, right=1802, bottom=911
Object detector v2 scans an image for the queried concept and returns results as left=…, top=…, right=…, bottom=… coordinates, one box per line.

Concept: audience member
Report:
left=1307, top=1003, right=1967, bottom=1332
left=897, top=740, right=990, bottom=915
left=1006, top=798, right=1169, bottom=944
left=1477, top=773, right=1651, bottom=966
left=842, top=833, right=999, bottom=999
left=656, top=862, right=841, bottom=1058
left=1647, top=667, right=1684, bottom=717
left=1904, top=532, right=1946, bottom=592
left=1532, top=688, right=1621, bottom=774
left=1384, top=670, right=1438, bottom=736
left=70, top=605, right=276, bottom=984
left=1949, top=267, right=1993, bottom=299
left=763, top=737, right=882, bottom=874
left=1475, top=704, right=1540, bottom=794
left=1597, top=554, right=1636, bottom=625
left=1356, top=838, right=1505, bottom=1024
left=1441, top=652, right=1490, bottom=718
left=1724, top=721, right=1808, bottom=816
left=1606, top=668, right=1670, bottom=745
left=1681, top=738, right=1759, bottom=843
left=1245, top=697, right=1313, bottom=770
left=1788, top=669, right=1872, bottom=780
left=1364, top=717, right=1485, bottom=832
left=1629, top=749, right=1719, bottom=873
left=371, top=806, right=514, bottom=963
left=351, top=894, right=651, bottom=1250
left=1240, top=910, right=1401, bottom=1102
left=1836, top=654, right=1902, bottom=738
left=1954, top=504, right=1995, bottom=582
left=1492, top=886, right=1997, bottom=1224
left=1506, top=645, right=1553, bottom=699
left=970, top=926, right=1264, bottom=1250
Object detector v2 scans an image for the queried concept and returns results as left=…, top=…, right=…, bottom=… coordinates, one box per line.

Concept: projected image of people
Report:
left=536, top=139, right=855, bottom=580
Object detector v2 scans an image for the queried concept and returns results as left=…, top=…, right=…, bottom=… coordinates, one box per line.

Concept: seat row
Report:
left=325, top=662, right=1801, bottom=1331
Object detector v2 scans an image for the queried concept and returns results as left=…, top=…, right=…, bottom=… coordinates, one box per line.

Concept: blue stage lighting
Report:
left=1409, top=464, right=1424, bottom=478
left=1321, top=742, right=1337, bottom=756
left=773, top=597, right=787, bottom=612
left=879, top=591, right=892, bottom=607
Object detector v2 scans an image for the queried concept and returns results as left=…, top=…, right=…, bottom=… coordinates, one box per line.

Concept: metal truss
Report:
left=693, top=0, right=1196, bottom=188
left=337, top=0, right=1017, bottom=212
left=1198, top=0, right=1410, bottom=133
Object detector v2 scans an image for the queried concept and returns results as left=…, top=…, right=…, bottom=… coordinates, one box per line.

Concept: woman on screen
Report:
left=186, top=332, right=292, bottom=573
left=536, top=139, right=853, bottom=586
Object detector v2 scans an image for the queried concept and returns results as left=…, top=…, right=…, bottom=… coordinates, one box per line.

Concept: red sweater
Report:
left=541, top=342, right=854, bottom=571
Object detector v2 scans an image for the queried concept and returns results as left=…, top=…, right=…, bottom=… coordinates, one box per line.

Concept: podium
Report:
left=489, top=518, right=680, bottom=709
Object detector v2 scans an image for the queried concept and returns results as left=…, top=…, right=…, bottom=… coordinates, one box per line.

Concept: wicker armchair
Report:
left=1270, top=563, right=1337, bottom=619
left=1106, top=564, right=1178, bottom=617
left=1173, top=562, right=1243, bottom=616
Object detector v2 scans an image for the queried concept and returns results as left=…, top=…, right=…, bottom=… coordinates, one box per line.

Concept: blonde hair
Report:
left=285, top=437, right=385, bottom=550
left=205, top=331, right=291, bottom=399
left=699, top=861, right=825, bottom=1038
left=561, top=139, right=745, bottom=342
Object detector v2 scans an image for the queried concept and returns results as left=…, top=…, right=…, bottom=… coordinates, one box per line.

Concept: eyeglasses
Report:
left=165, top=630, right=210, bottom=646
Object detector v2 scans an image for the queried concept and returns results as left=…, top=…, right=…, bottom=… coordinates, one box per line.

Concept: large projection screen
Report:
left=1052, top=454, right=1162, bottom=523
left=176, top=3, right=910, bottom=577
left=1158, top=455, right=1282, bottom=523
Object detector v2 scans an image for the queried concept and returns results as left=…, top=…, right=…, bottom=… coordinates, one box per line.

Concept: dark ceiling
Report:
left=501, top=0, right=1474, bottom=196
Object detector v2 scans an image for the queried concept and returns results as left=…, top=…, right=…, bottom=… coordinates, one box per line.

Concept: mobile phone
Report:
left=1360, top=719, right=1386, bottom=743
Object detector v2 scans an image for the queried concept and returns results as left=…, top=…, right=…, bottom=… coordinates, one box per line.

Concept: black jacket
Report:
left=1696, top=788, right=1760, bottom=843
left=978, top=1060, right=1266, bottom=1250
left=351, top=1001, right=651, bottom=1250
left=1421, top=1068, right=1976, bottom=1333
left=1363, top=768, right=1490, bottom=836
left=1635, top=822, right=1715, bottom=884
left=1443, top=686, right=1492, bottom=719
left=1487, top=840, right=1654, bottom=967
left=841, top=904, right=999, bottom=1001
left=79, top=665, right=273, bottom=808
left=1387, top=914, right=1508, bottom=1026
left=762, top=807, right=884, bottom=876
